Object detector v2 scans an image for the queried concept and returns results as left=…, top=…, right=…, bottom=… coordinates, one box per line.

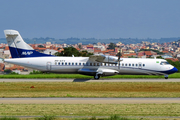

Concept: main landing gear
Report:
left=94, top=74, right=100, bottom=80
left=164, top=75, right=168, bottom=79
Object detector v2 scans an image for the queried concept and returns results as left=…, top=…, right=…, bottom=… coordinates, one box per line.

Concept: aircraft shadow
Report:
left=73, top=79, right=92, bottom=82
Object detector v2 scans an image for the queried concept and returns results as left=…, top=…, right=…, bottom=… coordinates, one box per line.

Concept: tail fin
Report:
left=4, top=30, right=53, bottom=58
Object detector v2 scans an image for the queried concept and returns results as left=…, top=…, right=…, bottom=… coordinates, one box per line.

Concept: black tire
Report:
left=94, top=75, right=100, bottom=80
left=165, top=77, right=168, bottom=79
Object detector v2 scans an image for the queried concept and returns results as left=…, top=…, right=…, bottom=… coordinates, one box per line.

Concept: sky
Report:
left=0, top=0, right=180, bottom=39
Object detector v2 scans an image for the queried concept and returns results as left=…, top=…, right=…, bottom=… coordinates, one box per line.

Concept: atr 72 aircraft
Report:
left=3, top=30, right=178, bottom=79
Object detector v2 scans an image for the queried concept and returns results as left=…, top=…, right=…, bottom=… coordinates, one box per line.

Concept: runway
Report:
left=0, top=78, right=180, bottom=82
left=1, top=98, right=180, bottom=104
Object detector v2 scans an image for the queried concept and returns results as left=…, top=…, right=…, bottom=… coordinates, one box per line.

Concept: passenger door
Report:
left=46, top=62, right=51, bottom=71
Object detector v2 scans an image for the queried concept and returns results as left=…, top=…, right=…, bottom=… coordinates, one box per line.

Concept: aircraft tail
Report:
left=4, top=30, right=53, bottom=58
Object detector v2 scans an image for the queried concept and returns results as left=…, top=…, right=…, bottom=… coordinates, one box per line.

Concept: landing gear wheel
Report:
left=94, top=74, right=100, bottom=80
left=164, top=75, right=168, bottom=79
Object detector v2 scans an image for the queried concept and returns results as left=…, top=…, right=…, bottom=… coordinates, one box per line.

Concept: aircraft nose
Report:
left=171, top=67, right=178, bottom=73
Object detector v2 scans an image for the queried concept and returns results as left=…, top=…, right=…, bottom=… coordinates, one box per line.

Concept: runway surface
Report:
left=0, top=78, right=180, bottom=82
left=1, top=98, right=180, bottom=104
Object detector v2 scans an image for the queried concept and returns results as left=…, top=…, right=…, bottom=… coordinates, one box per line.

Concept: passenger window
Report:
left=72, top=63, right=74, bottom=65
left=83, top=63, right=85, bottom=66
left=94, top=63, right=96, bottom=66
left=97, top=63, right=99, bottom=66
left=122, top=63, right=124, bottom=66
left=55, top=60, right=58, bottom=65
left=125, top=64, right=127, bottom=66
left=86, top=63, right=88, bottom=66
left=139, top=64, right=141, bottom=67
left=90, top=63, right=92, bottom=66
left=79, top=63, right=81, bottom=65
left=58, top=62, right=61, bottom=65
left=136, top=64, right=138, bottom=67
left=69, top=63, right=71, bottom=65
left=65, top=62, right=67, bottom=65
left=75, top=63, right=78, bottom=65
left=132, top=64, right=134, bottom=66
left=129, top=64, right=131, bottom=66
left=62, top=63, right=64, bottom=65
left=143, top=64, right=145, bottom=67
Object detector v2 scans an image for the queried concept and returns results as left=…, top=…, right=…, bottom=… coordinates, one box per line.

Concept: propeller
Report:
left=117, top=48, right=121, bottom=69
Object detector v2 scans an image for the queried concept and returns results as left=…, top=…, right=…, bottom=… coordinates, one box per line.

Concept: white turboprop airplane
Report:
left=3, top=30, right=178, bottom=79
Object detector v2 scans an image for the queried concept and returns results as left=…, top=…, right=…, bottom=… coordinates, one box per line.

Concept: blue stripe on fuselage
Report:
left=159, top=67, right=178, bottom=74
left=9, top=47, right=53, bottom=58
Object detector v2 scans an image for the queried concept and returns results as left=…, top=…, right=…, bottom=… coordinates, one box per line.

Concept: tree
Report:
left=38, top=45, right=45, bottom=48
left=108, top=43, right=116, bottom=49
left=140, top=49, right=164, bottom=55
left=166, top=59, right=180, bottom=72
left=54, top=47, right=93, bottom=57
left=54, top=52, right=63, bottom=56
left=63, top=47, right=79, bottom=56
left=78, top=45, right=82, bottom=49
left=156, top=56, right=164, bottom=59
left=79, top=50, right=93, bottom=57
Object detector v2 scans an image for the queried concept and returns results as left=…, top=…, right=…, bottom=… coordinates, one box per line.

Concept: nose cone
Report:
left=171, top=67, right=178, bottom=74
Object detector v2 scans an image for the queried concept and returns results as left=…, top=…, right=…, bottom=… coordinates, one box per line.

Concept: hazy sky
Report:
left=0, top=0, right=180, bottom=39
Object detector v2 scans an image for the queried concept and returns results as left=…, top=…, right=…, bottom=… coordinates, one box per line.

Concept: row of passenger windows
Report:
left=55, top=62, right=145, bottom=67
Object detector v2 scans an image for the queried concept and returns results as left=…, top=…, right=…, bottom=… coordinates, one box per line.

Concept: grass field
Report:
left=0, top=82, right=180, bottom=98
left=0, top=104, right=180, bottom=117
left=0, top=73, right=180, bottom=79
left=0, top=74, right=180, bottom=119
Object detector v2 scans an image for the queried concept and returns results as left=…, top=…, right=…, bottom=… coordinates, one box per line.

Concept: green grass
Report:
left=0, top=104, right=180, bottom=117
left=75, top=115, right=139, bottom=120
left=35, top=115, right=55, bottom=120
left=0, top=117, right=19, bottom=120
left=0, top=73, right=180, bottom=79
left=0, top=82, right=180, bottom=98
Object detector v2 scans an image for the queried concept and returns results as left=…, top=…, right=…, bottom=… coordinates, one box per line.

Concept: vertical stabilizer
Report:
left=4, top=30, right=53, bottom=58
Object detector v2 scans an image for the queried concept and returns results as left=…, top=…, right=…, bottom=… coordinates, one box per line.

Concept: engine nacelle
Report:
left=98, top=69, right=119, bottom=76
left=90, top=54, right=122, bottom=64
left=95, top=55, right=119, bottom=64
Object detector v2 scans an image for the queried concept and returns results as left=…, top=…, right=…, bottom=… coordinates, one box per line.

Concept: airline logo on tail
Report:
left=21, top=51, right=33, bottom=55
left=4, top=30, right=53, bottom=58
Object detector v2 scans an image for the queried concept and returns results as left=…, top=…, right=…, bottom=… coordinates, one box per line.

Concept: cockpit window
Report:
left=160, top=61, right=170, bottom=65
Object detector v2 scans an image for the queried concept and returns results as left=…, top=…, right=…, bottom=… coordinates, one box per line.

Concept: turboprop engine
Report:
left=90, top=54, right=121, bottom=64
left=100, top=55, right=119, bottom=64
